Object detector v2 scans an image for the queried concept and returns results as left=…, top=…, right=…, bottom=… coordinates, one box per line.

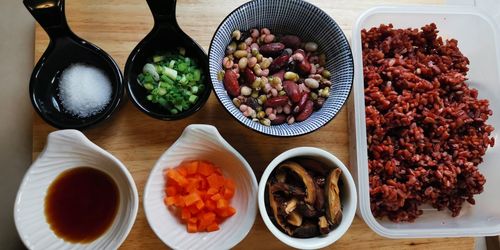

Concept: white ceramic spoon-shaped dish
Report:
left=14, top=130, right=138, bottom=250
left=143, top=124, right=258, bottom=250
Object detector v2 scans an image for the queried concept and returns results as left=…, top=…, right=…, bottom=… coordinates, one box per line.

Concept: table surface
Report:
left=33, top=0, right=475, bottom=249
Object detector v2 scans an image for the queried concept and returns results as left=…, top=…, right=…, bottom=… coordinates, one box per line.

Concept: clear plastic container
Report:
left=349, top=5, right=500, bottom=238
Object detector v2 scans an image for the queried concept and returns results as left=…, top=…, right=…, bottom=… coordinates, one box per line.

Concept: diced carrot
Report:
left=202, top=212, right=216, bottom=223
left=195, top=199, right=205, bottom=210
left=184, top=192, right=201, bottom=206
left=216, top=198, right=229, bottom=209
left=189, top=217, right=198, bottom=224
left=189, top=204, right=200, bottom=215
left=214, top=167, right=223, bottom=175
left=197, top=220, right=208, bottom=231
left=205, top=199, right=216, bottom=211
left=207, top=173, right=224, bottom=189
left=217, top=206, right=236, bottom=218
left=198, top=161, right=215, bottom=176
left=186, top=179, right=200, bottom=193
left=163, top=160, right=237, bottom=233
left=225, top=179, right=236, bottom=191
left=178, top=167, right=188, bottom=177
left=211, top=193, right=222, bottom=201
left=181, top=207, right=191, bottom=221
left=164, top=196, right=175, bottom=206
left=174, top=196, right=185, bottom=207
left=207, top=223, right=220, bottom=232
left=187, top=222, right=197, bottom=233
left=207, top=187, right=218, bottom=195
left=166, top=186, right=177, bottom=196
left=184, top=161, right=199, bottom=175
left=166, top=169, right=188, bottom=187
left=222, top=187, right=234, bottom=199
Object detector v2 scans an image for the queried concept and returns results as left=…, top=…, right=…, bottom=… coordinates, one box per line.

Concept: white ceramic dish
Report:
left=143, top=124, right=258, bottom=250
left=14, top=130, right=138, bottom=249
left=349, top=6, right=500, bottom=238
left=258, top=147, right=357, bottom=249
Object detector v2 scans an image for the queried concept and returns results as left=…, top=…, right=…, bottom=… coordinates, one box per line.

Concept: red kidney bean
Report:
left=266, top=96, right=289, bottom=107
left=295, top=100, right=314, bottom=121
left=299, top=57, right=312, bottom=74
left=295, top=92, right=309, bottom=113
left=244, top=67, right=256, bottom=85
left=271, top=114, right=287, bottom=125
left=283, top=81, right=301, bottom=103
left=281, top=35, right=302, bottom=50
left=259, top=42, right=285, bottom=57
left=223, top=70, right=240, bottom=97
left=269, top=54, right=289, bottom=73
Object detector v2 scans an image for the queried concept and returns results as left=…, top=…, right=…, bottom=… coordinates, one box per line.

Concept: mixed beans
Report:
left=219, top=28, right=332, bottom=126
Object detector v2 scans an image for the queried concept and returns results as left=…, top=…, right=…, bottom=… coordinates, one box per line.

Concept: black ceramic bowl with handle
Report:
left=24, top=0, right=124, bottom=129
left=124, top=0, right=211, bottom=120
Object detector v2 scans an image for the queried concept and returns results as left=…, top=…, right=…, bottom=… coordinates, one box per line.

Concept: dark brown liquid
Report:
left=45, top=167, right=119, bottom=243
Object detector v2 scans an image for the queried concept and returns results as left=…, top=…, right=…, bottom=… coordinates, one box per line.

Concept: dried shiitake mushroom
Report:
left=266, top=159, right=343, bottom=238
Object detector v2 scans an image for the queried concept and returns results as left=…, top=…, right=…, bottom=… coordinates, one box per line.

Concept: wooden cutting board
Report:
left=32, top=0, right=474, bottom=249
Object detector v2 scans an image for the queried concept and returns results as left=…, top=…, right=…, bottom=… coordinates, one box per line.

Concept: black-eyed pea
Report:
left=264, top=34, right=275, bottom=44
left=241, top=86, right=252, bottom=96
left=234, top=50, right=248, bottom=59
left=238, top=42, right=248, bottom=50
left=250, top=29, right=259, bottom=38
left=248, top=57, right=258, bottom=68
left=245, top=37, right=253, bottom=45
left=305, top=42, right=318, bottom=52
left=232, top=30, right=241, bottom=41
left=322, top=69, right=331, bottom=78
left=238, top=57, right=248, bottom=70
left=226, top=42, right=237, bottom=55
left=223, top=57, right=234, bottom=69
left=305, top=78, right=319, bottom=89
left=256, top=53, right=263, bottom=62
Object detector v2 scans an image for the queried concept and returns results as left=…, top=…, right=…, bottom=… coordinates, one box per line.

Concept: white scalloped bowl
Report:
left=143, top=124, right=258, bottom=249
left=14, top=130, right=139, bottom=250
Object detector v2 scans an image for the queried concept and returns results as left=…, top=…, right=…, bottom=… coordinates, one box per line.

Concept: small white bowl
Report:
left=143, top=124, right=258, bottom=250
left=258, top=147, right=357, bottom=249
left=14, top=130, right=138, bottom=250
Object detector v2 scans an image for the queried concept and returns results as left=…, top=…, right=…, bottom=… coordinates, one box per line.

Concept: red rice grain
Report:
left=362, top=23, right=495, bottom=222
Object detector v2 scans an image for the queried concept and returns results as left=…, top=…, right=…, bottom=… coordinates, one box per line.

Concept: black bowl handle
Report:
left=146, top=0, right=178, bottom=27
left=23, top=0, right=71, bottom=38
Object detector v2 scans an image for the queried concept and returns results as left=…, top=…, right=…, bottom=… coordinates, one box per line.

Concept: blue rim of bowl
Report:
left=208, top=0, right=354, bottom=137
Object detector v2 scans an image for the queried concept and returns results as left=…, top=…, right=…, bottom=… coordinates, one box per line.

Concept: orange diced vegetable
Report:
left=207, top=173, right=224, bottom=189
left=181, top=207, right=191, bottom=221
left=166, top=186, right=177, bottom=196
left=195, top=200, right=205, bottom=210
left=210, top=193, right=222, bottom=201
left=198, top=161, right=215, bottom=176
left=183, top=161, right=199, bottom=175
left=217, top=198, right=229, bottom=209
left=187, top=222, right=197, bottom=233
left=163, top=160, right=237, bottom=233
left=166, top=169, right=188, bottom=187
left=184, top=192, right=201, bottom=206
left=207, top=187, right=218, bottom=195
left=205, top=199, right=216, bottom=211
left=207, top=223, right=220, bottom=232
left=223, top=187, right=235, bottom=199
left=164, top=196, right=175, bottom=206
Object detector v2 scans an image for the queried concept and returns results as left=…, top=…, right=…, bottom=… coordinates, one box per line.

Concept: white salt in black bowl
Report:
left=25, top=0, right=124, bottom=129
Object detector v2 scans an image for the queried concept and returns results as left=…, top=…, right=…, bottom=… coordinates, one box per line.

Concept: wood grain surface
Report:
left=33, top=0, right=475, bottom=249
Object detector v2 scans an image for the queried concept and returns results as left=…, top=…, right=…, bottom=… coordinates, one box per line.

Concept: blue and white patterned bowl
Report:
left=208, top=0, right=354, bottom=137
